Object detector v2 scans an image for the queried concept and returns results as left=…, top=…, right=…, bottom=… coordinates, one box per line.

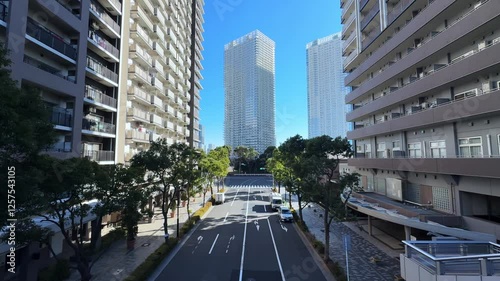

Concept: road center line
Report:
left=267, top=218, right=286, bottom=281
left=238, top=185, right=250, bottom=281
left=224, top=212, right=229, bottom=222
left=208, top=234, right=219, bottom=255
left=231, top=189, right=240, bottom=206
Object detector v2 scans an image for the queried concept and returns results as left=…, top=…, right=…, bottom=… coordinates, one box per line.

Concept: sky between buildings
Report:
left=200, top=0, right=342, bottom=148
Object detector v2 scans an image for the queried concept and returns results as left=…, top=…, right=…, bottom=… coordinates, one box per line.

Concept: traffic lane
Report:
left=269, top=214, right=328, bottom=281
left=241, top=216, right=283, bottom=281
left=154, top=193, right=247, bottom=280
left=225, top=175, right=273, bottom=186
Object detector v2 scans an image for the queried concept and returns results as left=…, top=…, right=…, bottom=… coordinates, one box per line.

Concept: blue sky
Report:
left=200, top=0, right=342, bottom=147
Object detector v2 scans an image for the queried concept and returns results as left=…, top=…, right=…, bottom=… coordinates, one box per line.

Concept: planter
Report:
left=181, top=201, right=186, bottom=207
left=170, top=212, right=175, bottom=218
left=127, top=239, right=135, bottom=250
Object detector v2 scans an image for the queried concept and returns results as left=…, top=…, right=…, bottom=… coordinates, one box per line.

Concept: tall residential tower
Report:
left=307, top=33, right=349, bottom=139
left=224, top=30, right=275, bottom=153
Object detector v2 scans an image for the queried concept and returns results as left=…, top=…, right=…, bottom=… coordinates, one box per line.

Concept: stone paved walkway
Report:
left=287, top=193, right=402, bottom=281
left=66, top=193, right=211, bottom=281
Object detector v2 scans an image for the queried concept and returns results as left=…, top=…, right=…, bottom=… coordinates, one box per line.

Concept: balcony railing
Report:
left=86, top=56, right=118, bottom=83
left=23, top=55, right=76, bottom=82
left=88, top=30, right=119, bottom=58
left=0, top=1, right=8, bottom=22
left=342, top=12, right=355, bottom=35
left=26, top=18, right=77, bottom=60
left=49, top=106, right=73, bottom=127
left=387, top=0, right=416, bottom=25
left=82, top=150, right=115, bottom=162
left=128, top=85, right=151, bottom=104
left=47, top=141, right=72, bottom=153
left=360, top=3, right=379, bottom=31
left=82, top=118, right=115, bottom=134
left=90, top=1, right=120, bottom=35
left=126, top=130, right=150, bottom=142
left=344, top=49, right=358, bottom=67
left=343, top=31, right=356, bottom=52
left=85, top=85, right=117, bottom=108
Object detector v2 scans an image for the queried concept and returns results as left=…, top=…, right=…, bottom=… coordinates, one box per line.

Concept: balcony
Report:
left=0, top=1, right=8, bottom=23
left=126, top=129, right=150, bottom=143
left=26, top=18, right=78, bottom=61
left=150, top=95, right=163, bottom=109
left=152, top=42, right=165, bottom=58
left=49, top=106, right=73, bottom=128
left=128, top=85, right=152, bottom=106
left=90, top=1, right=120, bottom=38
left=130, top=23, right=154, bottom=49
left=82, top=118, right=115, bottom=135
left=387, top=0, right=416, bottom=25
left=84, top=85, right=117, bottom=110
left=23, top=55, right=76, bottom=83
left=343, top=49, right=358, bottom=69
left=150, top=114, right=163, bottom=127
left=153, top=7, right=166, bottom=25
left=86, top=56, right=118, bottom=86
left=151, top=77, right=164, bottom=92
left=142, top=0, right=155, bottom=14
left=342, top=30, right=356, bottom=53
left=88, top=30, right=119, bottom=62
left=131, top=4, right=154, bottom=32
left=348, top=156, right=500, bottom=179
left=129, top=43, right=153, bottom=68
left=341, top=0, right=354, bottom=20
left=152, top=25, right=165, bottom=42
left=126, top=107, right=150, bottom=123
left=82, top=150, right=115, bottom=163
left=97, top=0, right=122, bottom=15
left=342, top=11, right=355, bottom=35
left=129, top=64, right=151, bottom=86
left=47, top=141, right=72, bottom=153
left=360, top=4, right=379, bottom=31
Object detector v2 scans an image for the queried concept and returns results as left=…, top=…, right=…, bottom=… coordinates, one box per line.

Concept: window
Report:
left=377, top=142, right=386, bottom=158
left=392, top=140, right=401, bottom=151
left=408, top=142, right=422, bottom=158
left=365, top=143, right=372, bottom=158
left=459, top=137, right=482, bottom=157
left=430, top=140, right=446, bottom=158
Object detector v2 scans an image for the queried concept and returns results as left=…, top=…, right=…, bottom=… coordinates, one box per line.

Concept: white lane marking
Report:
left=254, top=220, right=260, bottom=231
left=238, top=185, right=250, bottom=281
left=224, top=212, right=229, bottom=222
left=264, top=205, right=267, bottom=212
left=192, top=235, right=204, bottom=254
left=226, top=235, right=235, bottom=254
left=267, top=218, right=286, bottom=281
left=231, top=189, right=240, bottom=206
left=208, top=234, right=219, bottom=255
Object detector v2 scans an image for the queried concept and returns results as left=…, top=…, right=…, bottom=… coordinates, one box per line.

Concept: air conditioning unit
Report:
left=88, top=107, right=97, bottom=113
left=454, top=88, right=478, bottom=100
left=421, top=102, right=428, bottom=109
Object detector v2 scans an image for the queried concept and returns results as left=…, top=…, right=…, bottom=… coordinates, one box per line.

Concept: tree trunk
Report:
left=324, top=208, right=330, bottom=262
left=90, top=216, right=103, bottom=251
left=77, top=258, right=92, bottom=281
left=162, top=194, right=169, bottom=242
left=297, top=194, right=303, bottom=222
left=202, top=191, right=206, bottom=207
left=278, top=181, right=281, bottom=193
left=288, top=190, right=292, bottom=209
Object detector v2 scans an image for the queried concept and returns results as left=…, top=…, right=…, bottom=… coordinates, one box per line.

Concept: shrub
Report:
left=100, top=228, right=126, bottom=251
left=38, top=259, right=70, bottom=281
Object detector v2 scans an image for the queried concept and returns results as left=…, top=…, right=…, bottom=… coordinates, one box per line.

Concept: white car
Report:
left=278, top=206, right=293, bottom=222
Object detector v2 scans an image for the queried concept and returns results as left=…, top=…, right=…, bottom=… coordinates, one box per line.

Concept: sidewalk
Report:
left=66, top=193, right=211, bottom=281
left=283, top=192, right=402, bottom=281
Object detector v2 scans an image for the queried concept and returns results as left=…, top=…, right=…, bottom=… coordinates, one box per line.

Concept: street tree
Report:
left=233, top=146, right=258, bottom=173
left=300, top=135, right=359, bottom=262
left=265, top=148, right=287, bottom=193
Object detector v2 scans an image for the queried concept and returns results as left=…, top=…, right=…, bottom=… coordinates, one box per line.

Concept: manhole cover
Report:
left=113, top=269, right=123, bottom=275
left=142, top=243, right=150, bottom=247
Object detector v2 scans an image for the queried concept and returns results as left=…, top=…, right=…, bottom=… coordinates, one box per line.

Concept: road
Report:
left=152, top=175, right=328, bottom=281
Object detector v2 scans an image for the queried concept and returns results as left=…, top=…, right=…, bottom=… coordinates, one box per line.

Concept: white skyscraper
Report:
left=224, top=30, right=276, bottom=153
left=306, top=33, right=349, bottom=139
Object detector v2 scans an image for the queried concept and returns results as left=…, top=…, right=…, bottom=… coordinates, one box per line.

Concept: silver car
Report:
left=278, top=206, right=293, bottom=222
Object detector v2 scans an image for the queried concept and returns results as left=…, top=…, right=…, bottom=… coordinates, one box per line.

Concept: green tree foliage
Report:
left=265, top=148, right=287, bottom=193
left=233, top=146, right=259, bottom=173
left=0, top=45, right=56, bottom=228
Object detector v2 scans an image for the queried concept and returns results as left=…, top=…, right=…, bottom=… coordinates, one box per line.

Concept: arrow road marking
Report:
left=279, top=222, right=288, bottom=232
left=192, top=236, right=203, bottom=254
left=208, top=234, right=219, bottom=255
left=226, top=235, right=235, bottom=254
left=254, top=220, right=260, bottom=231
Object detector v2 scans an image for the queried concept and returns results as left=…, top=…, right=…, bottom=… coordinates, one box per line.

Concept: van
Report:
left=269, top=192, right=282, bottom=210
left=214, top=193, right=225, bottom=205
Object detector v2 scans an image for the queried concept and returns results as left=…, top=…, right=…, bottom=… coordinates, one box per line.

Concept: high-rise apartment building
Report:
left=342, top=0, right=500, bottom=242
left=1, top=0, right=123, bottom=165
left=224, top=30, right=275, bottom=153
left=121, top=0, right=205, bottom=163
left=306, top=33, right=349, bottom=139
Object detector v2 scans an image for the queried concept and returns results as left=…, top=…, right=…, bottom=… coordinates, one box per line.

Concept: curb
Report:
left=146, top=204, right=214, bottom=281
left=292, top=222, right=337, bottom=281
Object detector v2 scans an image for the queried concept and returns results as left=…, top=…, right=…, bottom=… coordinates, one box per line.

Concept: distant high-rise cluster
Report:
left=306, top=33, right=349, bottom=139
left=224, top=30, right=276, bottom=153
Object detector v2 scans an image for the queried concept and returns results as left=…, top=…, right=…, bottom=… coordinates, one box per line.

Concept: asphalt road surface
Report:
left=152, top=176, right=328, bottom=281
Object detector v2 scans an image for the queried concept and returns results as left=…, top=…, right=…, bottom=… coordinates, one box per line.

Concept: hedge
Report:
left=38, top=259, right=70, bottom=281
left=125, top=202, right=213, bottom=281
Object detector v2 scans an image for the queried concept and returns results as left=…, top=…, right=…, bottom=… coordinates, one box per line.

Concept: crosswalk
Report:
left=225, top=185, right=272, bottom=189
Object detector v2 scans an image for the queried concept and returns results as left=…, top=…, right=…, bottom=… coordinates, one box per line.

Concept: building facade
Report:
left=122, top=0, right=204, bottom=163
left=342, top=0, right=500, bottom=241
left=224, top=30, right=276, bottom=153
left=307, top=33, right=349, bottom=139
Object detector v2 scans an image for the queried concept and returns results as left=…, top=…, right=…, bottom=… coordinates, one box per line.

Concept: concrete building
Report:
left=1, top=0, right=122, bottom=165
left=341, top=0, right=500, bottom=243
left=224, top=30, right=276, bottom=153
left=122, top=0, right=205, bottom=163
left=306, top=33, right=349, bottom=139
